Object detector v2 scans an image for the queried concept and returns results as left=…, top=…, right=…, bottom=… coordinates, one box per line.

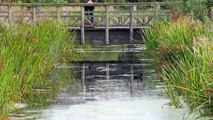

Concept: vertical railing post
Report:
left=32, top=7, right=36, bottom=25
left=129, top=5, right=134, bottom=43
left=81, top=6, right=85, bottom=45
left=105, top=5, right=109, bottom=45
left=8, top=6, right=12, bottom=26
left=154, top=3, right=159, bottom=22
left=133, top=5, right=137, bottom=26
left=56, top=6, right=60, bottom=25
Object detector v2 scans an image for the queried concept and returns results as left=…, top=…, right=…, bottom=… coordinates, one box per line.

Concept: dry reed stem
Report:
left=206, top=88, right=213, bottom=98
left=0, top=58, right=4, bottom=70
left=2, top=116, right=10, bottom=120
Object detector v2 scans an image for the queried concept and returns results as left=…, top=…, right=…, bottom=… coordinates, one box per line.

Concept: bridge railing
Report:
left=0, top=3, right=180, bottom=27
left=0, top=2, right=181, bottom=44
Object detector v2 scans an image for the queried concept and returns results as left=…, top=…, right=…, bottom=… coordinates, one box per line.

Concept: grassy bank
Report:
left=143, top=16, right=213, bottom=118
left=0, top=21, right=75, bottom=118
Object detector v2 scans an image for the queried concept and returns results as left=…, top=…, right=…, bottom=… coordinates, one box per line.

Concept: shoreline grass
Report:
left=143, top=16, right=213, bottom=118
left=0, top=20, right=75, bottom=118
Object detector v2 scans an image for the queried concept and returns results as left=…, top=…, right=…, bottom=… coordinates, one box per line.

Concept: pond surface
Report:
left=10, top=62, right=202, bottom=120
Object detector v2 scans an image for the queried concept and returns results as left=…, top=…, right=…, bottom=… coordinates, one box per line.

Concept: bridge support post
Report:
left=105, top=5, right=109, bottom=45
left=81, top=6, right=85, bottom=45
left=129, top=6, right=134, bottom=43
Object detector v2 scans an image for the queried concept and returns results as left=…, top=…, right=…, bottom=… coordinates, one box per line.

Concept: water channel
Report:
left=10, top=44, right=205, bottom=120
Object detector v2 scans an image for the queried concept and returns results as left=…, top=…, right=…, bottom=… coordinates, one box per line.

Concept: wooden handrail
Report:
left=0, top=2, right=181, bottom=7
left=0, top=2, right=177, bottom=45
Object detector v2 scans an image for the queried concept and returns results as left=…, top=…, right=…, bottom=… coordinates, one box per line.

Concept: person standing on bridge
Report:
left=84, top=0, right=96, bottom=25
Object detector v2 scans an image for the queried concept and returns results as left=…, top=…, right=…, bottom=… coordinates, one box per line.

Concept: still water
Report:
left=10, top=62, right=201, bottom=120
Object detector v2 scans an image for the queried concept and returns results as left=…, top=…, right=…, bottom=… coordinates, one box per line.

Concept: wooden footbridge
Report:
left=0, top=2, right=178, bottom=45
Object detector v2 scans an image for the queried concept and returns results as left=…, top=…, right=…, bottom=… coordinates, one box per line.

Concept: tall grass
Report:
left=22, top=67, right=75, bottom=110
left=162, top=42, right=213, bottom=117
left=143, top=16, right=213, bottom=118
left=0, top=21, right=75, bottom=118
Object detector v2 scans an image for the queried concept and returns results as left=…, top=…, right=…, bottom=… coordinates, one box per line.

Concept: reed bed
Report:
left=142, top=16, right=213, bottom=118
left=0, top=21, right=75, bottom=118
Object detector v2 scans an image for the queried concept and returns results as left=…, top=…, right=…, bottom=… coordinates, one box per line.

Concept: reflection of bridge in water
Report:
left=55, top=62, right=161, bottom=103
left=0, top=3, right=175, bottom=45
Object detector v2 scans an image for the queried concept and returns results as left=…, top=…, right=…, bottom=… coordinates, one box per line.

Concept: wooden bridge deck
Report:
left=0, top=2, right=179, bottom=45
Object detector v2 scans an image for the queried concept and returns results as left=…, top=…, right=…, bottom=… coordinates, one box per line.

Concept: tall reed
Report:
left=162, top=42, right=213, bottom=117
left=0, top=21, right=75, bottom=118
left=142, top=16, right=213, bottom=118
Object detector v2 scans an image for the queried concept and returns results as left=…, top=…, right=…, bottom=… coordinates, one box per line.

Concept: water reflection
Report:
left=54, top=62, right=155, bottom=105
left=11, top=62, right=200, bottom=120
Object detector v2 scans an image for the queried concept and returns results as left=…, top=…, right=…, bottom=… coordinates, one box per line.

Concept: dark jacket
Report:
left=84, top=0, right=96, bottom=3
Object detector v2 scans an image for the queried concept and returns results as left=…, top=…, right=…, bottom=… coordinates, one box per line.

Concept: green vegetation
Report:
left=7, top=0, right=67, bottom=3
left=1, top=0, right=143, bottom=3
left=152, top=0, right=212, bottom=21
left=15, top=67, right=75, bottom=112
left=0, top=21, right=75, bottom=118
left=143, top=15, right=213, bottom=118
left=173, top=0, right=212, bottom=21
